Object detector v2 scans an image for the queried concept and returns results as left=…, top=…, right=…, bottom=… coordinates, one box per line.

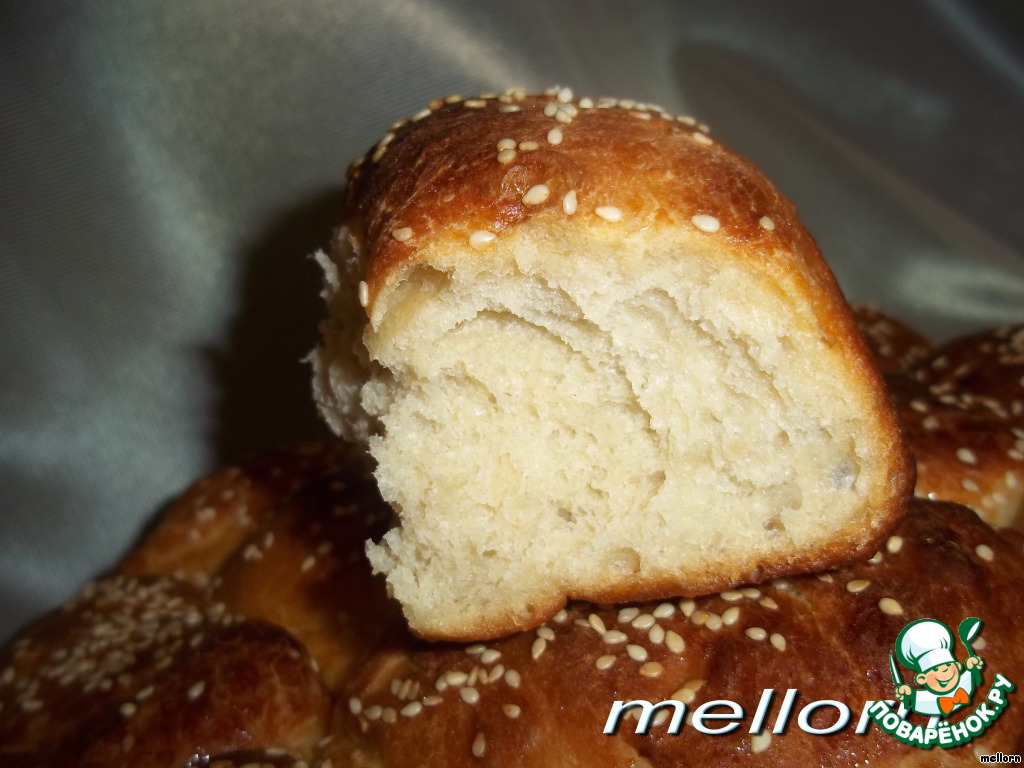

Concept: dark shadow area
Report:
left=210, top=187, right=347, bottom=465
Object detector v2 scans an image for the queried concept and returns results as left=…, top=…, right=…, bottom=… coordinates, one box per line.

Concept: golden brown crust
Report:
left=210, top=460, right=403, bottom=690
left=345, top=90, right=872, bottom=355
left=326, top=499, right=1024, bottom=767
left=0, top=575, right=331, bottom=767
left=116, top=441, right=370, bottom=586
left=866, top=323, right=1024, bottom=529
left=852, top=304, right=934, bottom=375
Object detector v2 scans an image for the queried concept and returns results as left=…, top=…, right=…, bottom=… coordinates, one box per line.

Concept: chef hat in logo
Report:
left=896, top=619, right=956, bottom=673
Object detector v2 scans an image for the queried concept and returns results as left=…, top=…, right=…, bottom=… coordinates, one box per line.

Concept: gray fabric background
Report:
left=1, top=0, right=1022, bottom=642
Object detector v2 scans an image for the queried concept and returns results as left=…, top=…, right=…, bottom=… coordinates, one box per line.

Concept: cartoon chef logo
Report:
left=892, top=618, right=984, bottom=718
left=870, top=616, right=1015, bottom=749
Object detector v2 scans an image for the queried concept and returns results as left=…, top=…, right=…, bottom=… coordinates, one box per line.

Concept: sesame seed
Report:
left=556, top=86, right=573, bottom=103
left=588, top=614, right=607, bottom=634
left=705, top=613, right=724, bottom=631
left=504, top=669, right=521, bottom=688
left=523, top=184, right=550, bottom=205
left=691, top=214, right=720, bottom=232
left=120, top=701, right=137, bottom=717
left=752, top=731, right=772, bottom=753
left=401, top=701, right=423, bottom=717
left=955, top=446, right=978, bottom=464
left=816, top=573, right=834, bottom=583
left=499, top=104, right=521, bottom=113
left=962, top=477, right=981, bottom=492
left=976, top=544, right=995, bottom=562
left=886, top=535, right=903, bottom=554
left=444, top=94, right=462, bottom=104
left=364, top=704, right=382, bottom=720
left=503, top=703, right=521, bottom=718
left=301, top=555, right=316, bottom=572
left=759, top=216, right=775, bottom=230
left=692, top=132, right=713, bottom=145
left=423, top=695, right=443, bottom=707
left=349, top=697, right=362, bottom=715
left=358, top=281, right=369, bottom=308
left=626, top=644, right=648, bottom=662
left=537, top=626, right=555, bottom=641
left=595, top=654, right=616, bottom=670
left=640, top=662, right=664, bottom=677
left=464, top=99, right=486, bottom=108
left=745, top=627, right=768, bottom=642
left=846, top=579, right=871, bottom=593
left=690, top=610, right=709, bottom=627
left=603, top=630, right=627, bottom=644
left=445, top=670, right=468, bottom=686
left=648, top=624, right=665, bottom=644
left=721, top=606, right=740, bottom=625
left=497, top=148, right=516, bottom=164
left=579, top=97, right=594, bottom=108
left=469, top=231, right=496, bottom=250
left=562, top=190, right=578, bottom=215
left=472, top=732, right=486, bottom=758
left=595, top=205, right=623, bottom=222
left=460, top=686, right=480, bottom=705
left=679, top=598, right=696, bottom=616
left=665, top=630, right=685, bottom=654
left=672, top=681, right=703, bottom=703
left=497, top=138, right=517, bottom=151
left=547, top=127, right=563, bottom=145
left=480, top=649, right=502, bottom=665
left=392, top=227, right=413, bottom=242
left=553, top=609, right=568, bottom=623
left=770, top=633, right=787, bottom=651
left=653, top=602, right=675, bottom=619
left=531, top=637, right=547, bottom=659
left=879, top=597, right=904, bottom=616
left=187, top=681, right=205, bottom=701
left=868, top=551, right=885, bottom=564
left=488, top=664, right=505, bottom=683
left=618, top=607, right=640, bottom=623
left=382, top=707, right=397, bottom=724
left=630, top=613, right=655, bottom=630
left=720, top=589, right=743, bottom=601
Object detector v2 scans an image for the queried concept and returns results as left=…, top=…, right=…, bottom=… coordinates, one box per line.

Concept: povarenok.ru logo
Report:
left=868, top=617, right=1016, bottom=749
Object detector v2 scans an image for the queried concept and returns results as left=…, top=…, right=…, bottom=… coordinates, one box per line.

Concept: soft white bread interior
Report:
left=312, top=88, right=913, bottom=641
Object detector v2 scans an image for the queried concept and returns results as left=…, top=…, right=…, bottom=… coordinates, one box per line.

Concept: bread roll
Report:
left=0, top=575, right=331, bottom=767
left=884, top=324, right=1024, bottom=529
left=312, top=88, right=914, bottom=640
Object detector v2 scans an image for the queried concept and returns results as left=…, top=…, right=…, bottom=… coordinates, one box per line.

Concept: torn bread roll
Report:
left=312, top=88, right=914, bottom=641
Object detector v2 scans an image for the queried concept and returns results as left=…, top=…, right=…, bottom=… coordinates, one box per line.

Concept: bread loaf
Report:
left=312, top=88, right=914, bottom=640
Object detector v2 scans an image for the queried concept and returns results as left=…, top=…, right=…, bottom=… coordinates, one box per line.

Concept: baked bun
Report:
left=116, top=441, right=404, bottom=692
left=325, top=498, right=1024, bottom=767
left=0, top=575, right=331, bottom=767
left=312, top=88, right=914, bottom=640
left=854, top=315, right=1024, bottom=530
